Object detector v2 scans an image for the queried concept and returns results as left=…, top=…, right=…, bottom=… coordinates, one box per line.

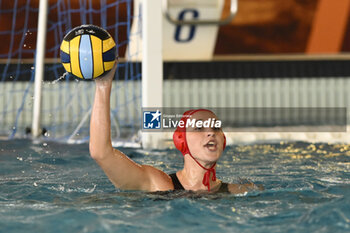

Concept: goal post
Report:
left=32, top=0, right=48, bottom=138
left=141, top=0, right=164, bottom=149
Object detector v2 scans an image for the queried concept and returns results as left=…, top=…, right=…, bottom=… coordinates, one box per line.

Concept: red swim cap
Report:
left=172, top=109, right=226, bottom=191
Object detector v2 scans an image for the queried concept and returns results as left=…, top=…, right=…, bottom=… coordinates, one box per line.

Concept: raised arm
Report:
left=89, top=62, right=172, bottom=191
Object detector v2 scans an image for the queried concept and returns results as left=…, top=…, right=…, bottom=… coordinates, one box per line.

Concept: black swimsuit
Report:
left=169, top=173, right=230, bottom=193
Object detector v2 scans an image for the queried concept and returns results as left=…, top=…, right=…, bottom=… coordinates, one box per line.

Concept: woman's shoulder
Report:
left=141, top=165, right=174, bottom=191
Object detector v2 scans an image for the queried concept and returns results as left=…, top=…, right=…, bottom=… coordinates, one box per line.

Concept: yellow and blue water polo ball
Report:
left=60, top=25, right=117, bottom=80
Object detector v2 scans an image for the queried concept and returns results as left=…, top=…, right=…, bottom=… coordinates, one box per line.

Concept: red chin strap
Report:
left=187, top=153, right=217, bottom=191
left=173, top=109, right=226, bottom=191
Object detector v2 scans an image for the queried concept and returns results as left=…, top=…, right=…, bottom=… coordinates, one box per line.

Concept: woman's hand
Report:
left=95, top=61, right=118, bottom=87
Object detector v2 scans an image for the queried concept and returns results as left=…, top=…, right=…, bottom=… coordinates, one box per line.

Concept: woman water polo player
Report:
left=89, top=62, right=262, bottom=194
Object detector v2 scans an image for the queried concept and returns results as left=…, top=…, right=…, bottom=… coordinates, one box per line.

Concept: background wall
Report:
left=2, top=0, right=350, bottom=59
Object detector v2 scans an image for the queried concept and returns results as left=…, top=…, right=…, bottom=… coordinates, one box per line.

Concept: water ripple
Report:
left=0, top=139, right=350, bottom=232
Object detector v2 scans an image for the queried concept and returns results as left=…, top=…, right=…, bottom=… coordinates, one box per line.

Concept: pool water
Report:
left=0, top=139, right=349, bottom=232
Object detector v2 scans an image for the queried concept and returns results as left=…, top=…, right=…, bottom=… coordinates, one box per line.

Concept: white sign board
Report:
left=127, top=0, right=225, bottom=61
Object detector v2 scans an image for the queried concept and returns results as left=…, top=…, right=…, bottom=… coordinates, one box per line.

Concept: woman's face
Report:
left=185, top=111, right=225, bottom=164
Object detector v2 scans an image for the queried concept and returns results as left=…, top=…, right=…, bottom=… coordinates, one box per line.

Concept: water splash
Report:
left=50, top=72, right=69, bottom=84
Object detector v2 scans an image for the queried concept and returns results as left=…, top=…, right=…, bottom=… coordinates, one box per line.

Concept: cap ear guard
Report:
left=223, top=133, right=227, bottom=150
left=172, top=109, right=195, bottom=156
left=173, top=128, right=189, bottom=156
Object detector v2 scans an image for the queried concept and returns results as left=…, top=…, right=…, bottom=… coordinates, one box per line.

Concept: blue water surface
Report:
left=0, top=139, right=349, bottom=233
